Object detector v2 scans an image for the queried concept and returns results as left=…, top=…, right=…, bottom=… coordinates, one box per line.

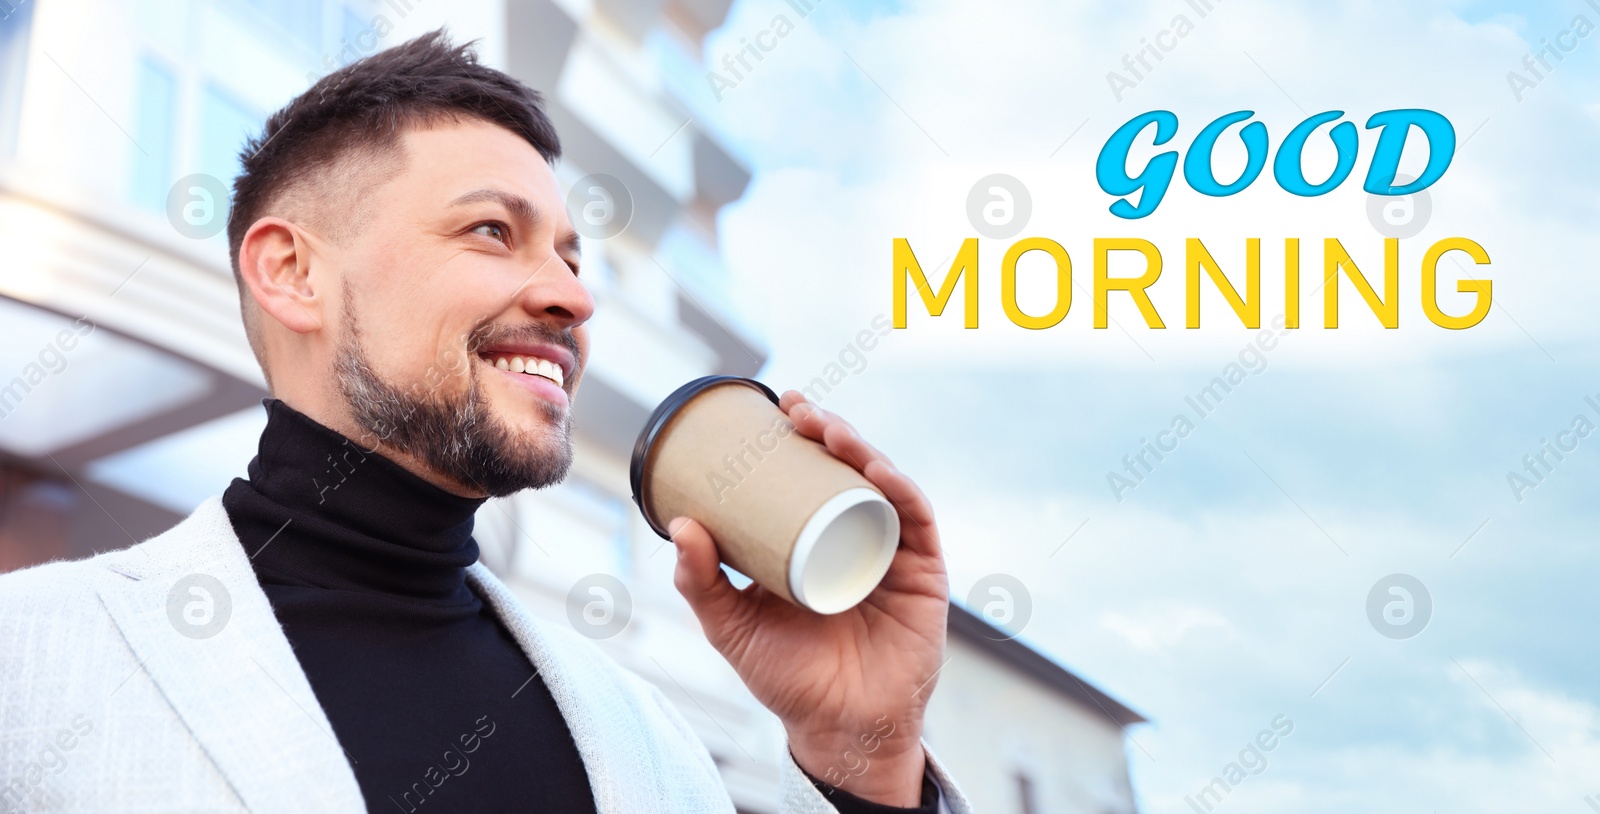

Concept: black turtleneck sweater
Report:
left=223, top=399, right=594, bottom=812
left=223, top=399, right=937, bottom=813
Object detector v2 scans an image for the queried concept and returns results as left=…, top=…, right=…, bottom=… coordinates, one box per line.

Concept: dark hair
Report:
left=226, top=30, right=561, bottom=360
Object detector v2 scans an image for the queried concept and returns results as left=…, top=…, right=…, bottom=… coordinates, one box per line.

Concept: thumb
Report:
left=668, top=517, right=749, bottom=637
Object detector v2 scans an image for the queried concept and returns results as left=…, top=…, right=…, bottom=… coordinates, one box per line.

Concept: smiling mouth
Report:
left=480, top=352, right=565, bottom=388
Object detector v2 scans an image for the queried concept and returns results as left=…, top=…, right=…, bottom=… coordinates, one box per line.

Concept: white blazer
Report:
left=0, top=498, right=970, bottom=813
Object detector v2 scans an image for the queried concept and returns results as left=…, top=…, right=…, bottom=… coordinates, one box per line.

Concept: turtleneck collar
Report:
left=223, top=398, right=487, bottom=601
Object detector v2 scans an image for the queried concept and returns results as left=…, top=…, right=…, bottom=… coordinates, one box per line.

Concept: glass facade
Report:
left=0, top=0, right=33, bottom=160
left=124, top=1, right=387, bottom=214
left=130, top=57, right=178, bottom=211
left=542, top=474, right=634, bottom=578
left=129, top=20, right=269, bottom=230
left=197, top=83, right=259, bottom=189
left=235, top=0, right=322, bottom=52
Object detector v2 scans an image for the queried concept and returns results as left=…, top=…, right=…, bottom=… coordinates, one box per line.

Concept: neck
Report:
left=222, top=398, right=487, bottom=599
left=269, top=393, right=487, bottom=500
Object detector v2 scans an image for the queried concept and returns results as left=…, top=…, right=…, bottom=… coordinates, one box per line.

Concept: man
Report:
left=0, top=33, right=969, bottom=813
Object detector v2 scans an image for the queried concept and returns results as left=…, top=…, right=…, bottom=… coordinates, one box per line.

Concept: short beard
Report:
left=334, top=308, right=573, bottom=498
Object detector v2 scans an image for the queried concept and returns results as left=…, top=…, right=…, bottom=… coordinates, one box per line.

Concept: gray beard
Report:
left=333, top=321, right=572, bottom=498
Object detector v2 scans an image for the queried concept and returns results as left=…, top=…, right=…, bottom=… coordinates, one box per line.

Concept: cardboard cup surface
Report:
left=635, top=378, right=899, bottom=614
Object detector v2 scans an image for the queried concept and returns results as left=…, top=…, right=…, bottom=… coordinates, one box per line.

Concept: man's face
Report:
left=321, top=119, right=592, bottom=497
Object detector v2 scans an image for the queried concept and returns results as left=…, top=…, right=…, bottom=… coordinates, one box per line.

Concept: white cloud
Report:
left=1098, top=606, right=1238, bottom=653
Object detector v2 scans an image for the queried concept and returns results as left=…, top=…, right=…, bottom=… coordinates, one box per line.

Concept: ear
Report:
left=238, top=217, right=322, bottom=334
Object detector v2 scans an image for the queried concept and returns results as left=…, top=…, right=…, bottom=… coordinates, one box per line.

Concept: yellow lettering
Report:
left=1422, top=238, right=1492, bottom=329
left=1323, top=237, right=1399, bottom=329
left=1186, top=237, right=1260, bottom=328
left=1001, top=238, right=1073, bottom=329
left=1094, top=238, right=1165, bottom=329
left=893, top=238, right=979, bottom=328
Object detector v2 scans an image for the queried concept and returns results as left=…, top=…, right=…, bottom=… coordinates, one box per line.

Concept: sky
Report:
left=699, top=0, right=1600, bottom=810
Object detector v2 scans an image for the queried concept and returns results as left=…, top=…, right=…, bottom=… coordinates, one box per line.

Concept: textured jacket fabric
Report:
left=0, top=497, right=970, bottom=813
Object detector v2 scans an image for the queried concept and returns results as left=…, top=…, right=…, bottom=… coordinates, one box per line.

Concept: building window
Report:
left=130, top=70, right=263, bottom=220
left=658, top=220, right=732, bottom=308
left=197, top=83, right=260, bottom=190
left=0, top=0, right=34, bottom=160
left=554, top=475, right=634, bottom=577
left=130, top=57, right=178, bottom=211
left=233, top=0, right=322, bottom=52
left=337, top=6, right=371, bottom=67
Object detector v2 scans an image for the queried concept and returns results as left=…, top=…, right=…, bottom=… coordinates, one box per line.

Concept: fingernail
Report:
left=791, top=403, right=813, bottom=421
left=667, top=517, right=688, bottom=536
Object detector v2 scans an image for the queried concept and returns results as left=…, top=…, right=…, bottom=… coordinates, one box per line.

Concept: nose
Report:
left=518, top=253, right=594, bottom=330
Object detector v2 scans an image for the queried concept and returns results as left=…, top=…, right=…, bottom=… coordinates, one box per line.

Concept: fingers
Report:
left=820, top=421, right=893, bottom=474
left=862, top=460, right=940, bottom=558
left=861, top=459, right=936, bottom=529
left=782, top=393, right=829, bottom=444
left=779, top=390, right=939, bottom=559
left=667, top=517, right=749, bottom=639
left=782, top=391, right=895, bottom=471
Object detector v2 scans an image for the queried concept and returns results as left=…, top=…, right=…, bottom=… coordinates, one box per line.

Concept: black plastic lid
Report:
left=629, top=375, right=780, bottom=539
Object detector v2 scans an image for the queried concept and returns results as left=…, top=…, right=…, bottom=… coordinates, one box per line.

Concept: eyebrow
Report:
left=448, top=188, right=582, bottom=257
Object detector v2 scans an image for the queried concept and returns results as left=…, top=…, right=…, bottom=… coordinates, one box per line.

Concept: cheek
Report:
left=361, top=272, right=499, bottom=385
left=571, top=327, right=591, bottom=384
left=349, top=300, right=477, bottom=391
left=574, top=326, right=590, bottom=363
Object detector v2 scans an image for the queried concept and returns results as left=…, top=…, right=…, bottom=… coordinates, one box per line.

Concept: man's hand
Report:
left=667, top=391, right=948, bottom=806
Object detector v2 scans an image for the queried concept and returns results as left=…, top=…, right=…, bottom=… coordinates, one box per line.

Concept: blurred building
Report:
left=0, top=1, right=1143, bottom=811
left=932, top=606, right=1145, bottom=813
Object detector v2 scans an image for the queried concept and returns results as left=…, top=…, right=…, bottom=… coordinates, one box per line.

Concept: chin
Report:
left=516, top=419, right=569, bottom=456
left=487, top=390, right=571, bottom=454
left=489, top=391, right=568, bottom=434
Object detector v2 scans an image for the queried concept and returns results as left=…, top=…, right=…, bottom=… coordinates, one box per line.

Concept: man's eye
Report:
left=471, top=222, right=508, bottom=243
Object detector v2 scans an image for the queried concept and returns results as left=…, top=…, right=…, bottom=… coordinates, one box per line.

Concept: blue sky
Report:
left=707, top=0, right=1600, bottom=809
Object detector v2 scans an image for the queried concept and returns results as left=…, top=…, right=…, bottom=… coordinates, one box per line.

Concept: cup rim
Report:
left=629, top=375, right=780, bottom=539
left=788, top=487, right=900, bottom=614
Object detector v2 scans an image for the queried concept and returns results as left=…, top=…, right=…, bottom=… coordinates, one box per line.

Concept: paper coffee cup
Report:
left=630, top=376, right=900, bottom=614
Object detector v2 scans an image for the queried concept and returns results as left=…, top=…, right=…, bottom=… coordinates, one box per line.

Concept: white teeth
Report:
left=490, top=354, right=563, bottom=387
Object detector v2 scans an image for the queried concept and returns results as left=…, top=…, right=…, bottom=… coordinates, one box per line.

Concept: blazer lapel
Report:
left=94, top=498, right=366, bottom=814
left=467, top=563, right=682, bottom=814
left=467, top=563, right=737, bottom=813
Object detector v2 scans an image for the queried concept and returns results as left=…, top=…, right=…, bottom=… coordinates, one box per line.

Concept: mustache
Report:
left=467, top=321, right=582, bottom=372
